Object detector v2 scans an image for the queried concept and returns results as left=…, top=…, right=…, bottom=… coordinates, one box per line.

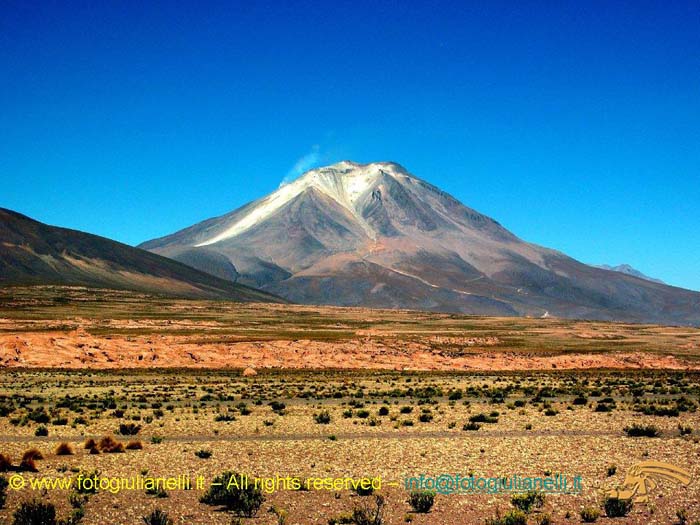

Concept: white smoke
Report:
left=280, top=145, right=322, bottom=187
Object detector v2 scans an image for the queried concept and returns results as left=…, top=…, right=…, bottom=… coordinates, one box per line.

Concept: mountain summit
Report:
left=141, top=162, right=700, bottom=325
left=596, top=264, right=665, bottom=285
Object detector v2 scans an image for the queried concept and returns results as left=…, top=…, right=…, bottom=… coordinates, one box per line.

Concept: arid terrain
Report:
left=1, top=287, right=699, bottom=524
left=1, top=286, right=699, bottom=371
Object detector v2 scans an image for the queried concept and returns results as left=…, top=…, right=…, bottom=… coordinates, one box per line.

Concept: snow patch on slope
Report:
left=195, top=162, right=389, bottom=246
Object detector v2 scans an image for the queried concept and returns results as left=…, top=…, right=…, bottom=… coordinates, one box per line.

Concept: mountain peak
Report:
left=595, top=263, right=665, bottom=284
left=300, top=160, right=409, bottom=182
left=140, top=162, right=700, bottom=325
left=196, top=161, right=411, bottom=246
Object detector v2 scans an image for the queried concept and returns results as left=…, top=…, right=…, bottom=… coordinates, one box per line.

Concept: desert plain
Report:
left=1, top=286, right=700, bottom=524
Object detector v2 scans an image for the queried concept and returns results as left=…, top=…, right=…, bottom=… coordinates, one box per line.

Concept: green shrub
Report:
left=469, top=413, right=498, bottom=424
left=75, top=470, right=100, bottom=495
left=407, top=490, right=435, bottom=513
left=142, top=509, right=172, bottom=525
left=580, top=506, right=600, bottom=522
left=28, top=409, right=49, bottom=424
left=145, top=485, right=168, bottom=498
left=118, top=423, right=141, bottom=435
left=314, top=411, right=332, bottom=424
left=194, top=449, right=212, bottom=459
left=510, top=491, right=544, bottom=513
left=351, top=495, right=385, bottom=525
left=68, top=492, right=86, bottom=509
left=200, top=471, right=264, bottom=517
left=604, top=496, right=632, bottom=517
left=678, top=424, right=693, bottom=436
left=624, top=424, right=661, bottom=437
left=485, top=509, right=527, bottom=525
left=354, top=480, right=374, bottom=496
left=12, top=500, right=56, bottom=525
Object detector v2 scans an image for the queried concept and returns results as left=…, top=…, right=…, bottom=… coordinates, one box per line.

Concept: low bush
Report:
left=572, top=395, right=588, bottom=405
left=12, top=500, right=56, bottom=525
left=354, top=480, right=374, bottom=497
left=142, top=509, right=172, bottom=525
left=55, top=443, right=74, bottom=456
left=580, top=506, right=600, bottom=522
left=624, top=424, right=661, bottom=437
left=511, top=491, right=545, bottom=513
left=485, top=509, right=527, bottom=525
left=145, top=485, right=168, bottom=498
left=118, top=423, right=141, bottom=436
left=0, top=454, right=12, bottom=472
left=407, top=490, right=435, bottom=513
left=604, top=496, right=632, bottom=517
left=200, top=471, right=264, bottom=517
left=314, top=411, right=332, bottom=424
left=98, top=436, right=125, bottom=453
left=352, top=495, right=385, bottom=525
left=19, top=448, right=43, bottom=472
left=469, top=413, right=498, bottom=424
left=418, top=412, right=433, bottom=423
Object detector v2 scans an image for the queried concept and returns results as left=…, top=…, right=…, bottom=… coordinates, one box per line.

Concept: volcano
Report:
left=140, top=161, right=700, bottom=325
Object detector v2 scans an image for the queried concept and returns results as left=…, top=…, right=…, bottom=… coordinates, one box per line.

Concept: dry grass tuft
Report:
left=0, top=453, right=12, bottom=472
left=98, top=435, right=125, bottom=453
left=22, top=448, right=43, bottom=461
left=55, top=442, right=74, bottom=456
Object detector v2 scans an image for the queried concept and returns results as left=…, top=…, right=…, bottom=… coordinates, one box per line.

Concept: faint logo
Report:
left=607, top=461, right=691, bottom=503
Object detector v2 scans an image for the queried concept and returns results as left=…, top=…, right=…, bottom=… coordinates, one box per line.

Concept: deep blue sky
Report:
left=2, top=1, right=699, bottom=290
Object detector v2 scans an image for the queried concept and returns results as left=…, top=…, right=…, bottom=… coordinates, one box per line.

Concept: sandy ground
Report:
left=1, top=368, right=700, bottom=525
left=1, top=328, right=697, bottom=370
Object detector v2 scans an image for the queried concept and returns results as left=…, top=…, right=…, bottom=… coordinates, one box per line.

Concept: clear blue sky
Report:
left=2, top=1, right=699, bottom=290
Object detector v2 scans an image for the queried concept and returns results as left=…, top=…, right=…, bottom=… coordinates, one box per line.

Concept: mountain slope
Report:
left=0, top=208, right=282, bottom=303
left=596, top=264, right=665, bottom=284
left=140, top=161, right=700, bottom=325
